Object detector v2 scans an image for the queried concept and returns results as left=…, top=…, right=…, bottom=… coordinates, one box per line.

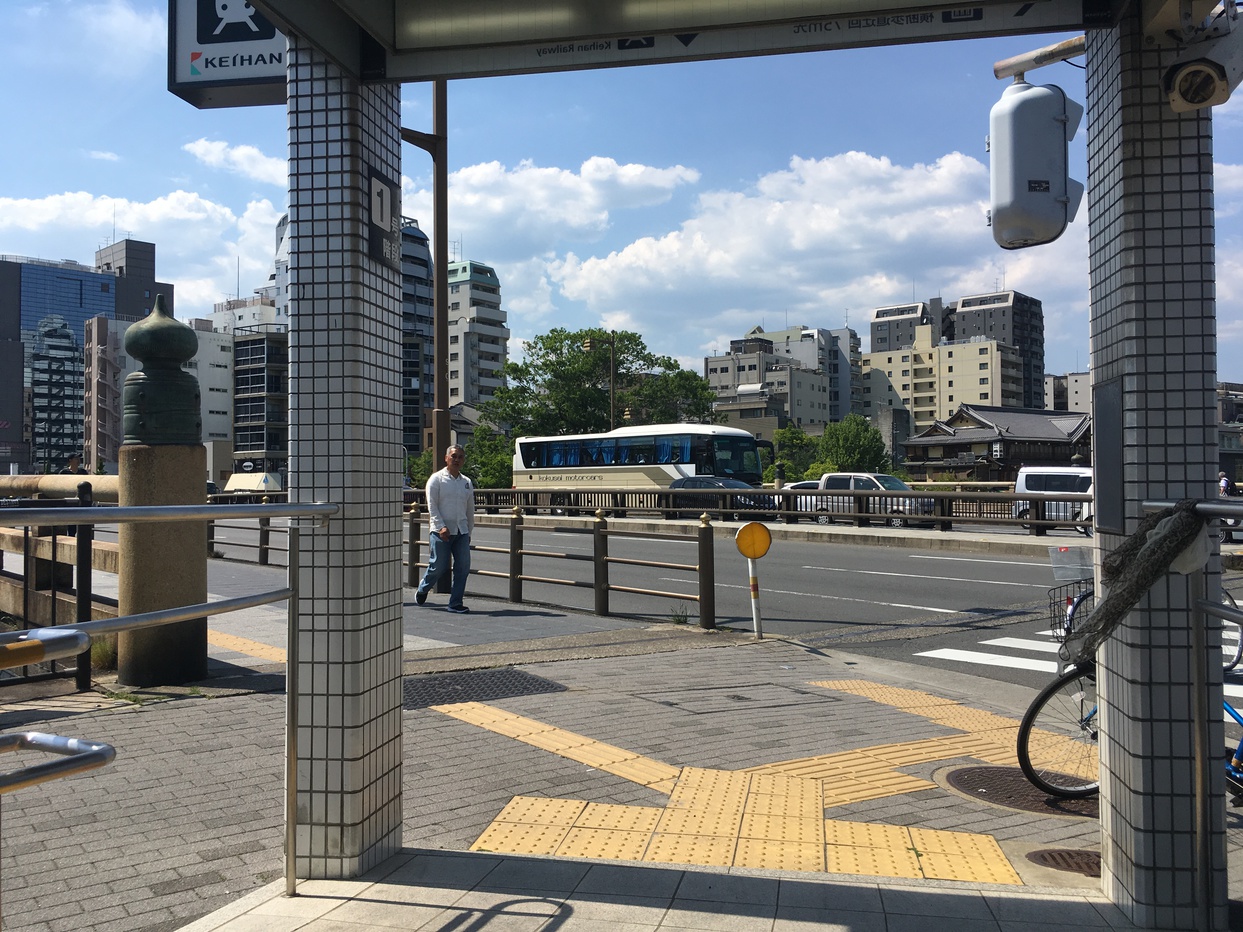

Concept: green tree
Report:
left=806, top=414, right=890, bottom=476
left=407, top=448, right=437, bottom=488
left=480, top=327, right=718, bottom=436
left=770, top=425, right=820, bottom=482
left=464, top=427, right=515, bottom=488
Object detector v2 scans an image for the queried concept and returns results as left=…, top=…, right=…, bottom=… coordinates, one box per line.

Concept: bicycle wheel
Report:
left=1017, top=663, right=1100, bottom=798
left=1224, top=590, right=1242, bottom=673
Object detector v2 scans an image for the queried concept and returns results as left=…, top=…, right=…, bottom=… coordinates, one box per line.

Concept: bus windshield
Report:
left=712, top=436, right=764, bottom=484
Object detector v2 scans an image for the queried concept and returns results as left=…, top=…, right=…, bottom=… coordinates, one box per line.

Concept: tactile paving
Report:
left=445, top=690, right=1027, bottom=887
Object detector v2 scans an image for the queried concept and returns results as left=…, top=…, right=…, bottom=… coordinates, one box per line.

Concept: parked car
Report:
left=206, top=480, right=220, bottom=498
left=666, top=476, right=776, bottom=521
left=1012, top=466, right=1093, bottom=536
left=795, top=473, right=936, bottom=527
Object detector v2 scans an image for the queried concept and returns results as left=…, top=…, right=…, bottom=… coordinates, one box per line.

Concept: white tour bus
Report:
left=512, top=424, right=771, bottom=492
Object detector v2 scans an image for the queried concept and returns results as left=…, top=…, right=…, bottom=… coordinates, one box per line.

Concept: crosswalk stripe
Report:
left=979, top=637, right=1062, bottom=654
left=913, top=648, right=1058, bottom=673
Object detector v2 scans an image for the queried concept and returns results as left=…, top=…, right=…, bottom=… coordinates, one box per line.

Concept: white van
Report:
left=1013, top=466, right=1093, bottom=535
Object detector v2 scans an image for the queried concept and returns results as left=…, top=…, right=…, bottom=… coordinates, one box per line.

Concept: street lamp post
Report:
left=583, top=330, right=616, bottom=430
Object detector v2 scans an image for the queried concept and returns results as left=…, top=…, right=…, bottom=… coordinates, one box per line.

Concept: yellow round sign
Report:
left=734, top=522, right=772, bottom=560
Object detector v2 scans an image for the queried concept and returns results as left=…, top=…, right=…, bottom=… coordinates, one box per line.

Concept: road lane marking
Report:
left=707, top=581, right=974, bottom=615
left=909, top=555, right=1052, bottom=567
left=802, top=566, right=1048, bottom=589
left=914, top=648, right=1058, bottom=673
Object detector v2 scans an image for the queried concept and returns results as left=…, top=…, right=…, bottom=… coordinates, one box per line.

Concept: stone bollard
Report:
left=116, top=294, right=208, bottom=686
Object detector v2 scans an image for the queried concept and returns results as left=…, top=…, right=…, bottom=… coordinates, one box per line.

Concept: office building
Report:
left=0, top=239, right=172, bottom=473
left=739, top=325, right=863, bottom=418
left=871, top=290, right=1045, bottom=409
left=705, top=335, right=840, bottom=439
left=228, top=323, right=287, bottom=492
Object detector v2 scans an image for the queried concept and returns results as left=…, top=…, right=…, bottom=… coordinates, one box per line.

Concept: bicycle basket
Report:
left=1049, top=581, right=1094, bottom=641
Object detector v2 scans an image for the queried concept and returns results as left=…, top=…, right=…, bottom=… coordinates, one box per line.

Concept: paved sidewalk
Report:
left=1, top=596, right=1237, bottom=931
left=0, top=530, right=1239, bottom=932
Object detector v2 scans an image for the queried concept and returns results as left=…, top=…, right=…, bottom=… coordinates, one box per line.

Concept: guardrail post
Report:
left=594, top=511, right=609, bottom=615
left=407, top=505, right=420, bottom=588
left=698, top=514, right=716, bottom=629
left=1030, top=499, right=1048, bottom=536
left=74, top=481, right=93, bottom=692
left=509, top=506, right=523, bottom=603
left=781, top=487, right=797, bottom=524
left=937, top=493, right=954, bottom=532
left=258, top=516, right=271, bottom=565
left=853, top=491, right=868, bottom=527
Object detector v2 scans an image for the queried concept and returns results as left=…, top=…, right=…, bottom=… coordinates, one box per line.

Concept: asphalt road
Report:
left=195, top=518, right=1243, bottom=694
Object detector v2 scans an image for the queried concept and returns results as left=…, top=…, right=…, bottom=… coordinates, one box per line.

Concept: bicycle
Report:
left=1016, top=583, right=1243, bottom=800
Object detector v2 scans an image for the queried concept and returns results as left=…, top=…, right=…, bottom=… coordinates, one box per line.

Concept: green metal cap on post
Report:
left=122, top=294, right=202, bottom=445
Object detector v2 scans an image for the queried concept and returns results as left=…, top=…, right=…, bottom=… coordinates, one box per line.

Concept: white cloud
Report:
left=87, top=150, right=120, bottom=162
left=183, top=139, right=288, bottom=187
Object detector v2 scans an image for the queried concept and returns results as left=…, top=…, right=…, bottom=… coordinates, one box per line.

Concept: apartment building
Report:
left=871, top=290, right=1045, bottom=409
left=862, top=324, right=1023, bottom=434
left=446, top=260, right=508, bottom=407
left=739, top=324, right=863, bottom=418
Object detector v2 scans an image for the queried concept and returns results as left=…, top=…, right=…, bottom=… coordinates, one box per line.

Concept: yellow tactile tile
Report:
left=744, top=792, right=823, bottom=819
left=574, top=802, right=663, bottom=833
left=909, top=826, right=1009, bottom=857
left=825, top=843, right=923, bottom=878
left=810, top=680, right=962, bottom=710
left=748, top=772, right=819, bottom=796
left=918, top=851, right=1022, bottom=885
left=824, top=820, right=912, bottom=850
left=208, top=630, right=286, bottom=663
left=668, top=782, right=747, bottom=812
left=470, top=822, right=569, bottom=855
left=739, top=813, right=824, bottom=844
left=556, top=827, right=652, bottom=861
left=565, top=742, right=639, bottom=769
left=603, top=756, right=683, bottom=787
left=734, top=837, right=826, bottom=872
left=643, top=832, right=736, bottom=867
left=521, top=729, right=595, bottom=753
left=654, top=807, right=744, bottom=836
left=493, top=796, right=586, bottom=826
left=648, top=778, right=679, bottom=795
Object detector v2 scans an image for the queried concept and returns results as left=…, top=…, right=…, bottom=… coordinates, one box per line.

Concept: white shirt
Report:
left=426, top=468, right=475, bottom=535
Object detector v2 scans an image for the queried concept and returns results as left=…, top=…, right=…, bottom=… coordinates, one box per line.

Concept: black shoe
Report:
left=415, top=589, right=427, bottom=605
left=446, top=604, right=470, bottom=614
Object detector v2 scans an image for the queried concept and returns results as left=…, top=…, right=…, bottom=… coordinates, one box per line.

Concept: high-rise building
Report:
left=870, top=290, right=1045, bottom=409
left=229, top=323, right=288, bottom=491
left=401, top=219, right=434, bottom=456
left=0, top=239, right=172, bottom=473
left=446, top=260, right=508, bottom=407
left=1045, top=371, right=1091, bottom=413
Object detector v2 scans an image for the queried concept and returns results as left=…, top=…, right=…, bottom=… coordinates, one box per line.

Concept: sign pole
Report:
left=734, top=522, right=772, bottom=641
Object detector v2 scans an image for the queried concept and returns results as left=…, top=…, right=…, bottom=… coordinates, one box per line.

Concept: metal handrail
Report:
left=0, top=502, right=335, bottom=527
left=0, top=732, right=115, bottom=794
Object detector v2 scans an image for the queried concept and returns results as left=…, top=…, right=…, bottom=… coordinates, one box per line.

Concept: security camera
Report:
left=1163, top=16, right=1243, bottom=112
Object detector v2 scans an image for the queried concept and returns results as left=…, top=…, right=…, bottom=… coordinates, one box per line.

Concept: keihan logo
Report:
left=190, top=51, right=203, bottom=75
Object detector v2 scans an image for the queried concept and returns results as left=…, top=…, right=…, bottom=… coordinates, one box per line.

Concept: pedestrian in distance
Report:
left=59, top=453, right=88, bottom=475
left=415, top=444, right=474, bottom=613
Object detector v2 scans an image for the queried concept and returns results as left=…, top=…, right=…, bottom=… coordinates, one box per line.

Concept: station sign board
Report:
left=169, top=0, right=287, bottom=109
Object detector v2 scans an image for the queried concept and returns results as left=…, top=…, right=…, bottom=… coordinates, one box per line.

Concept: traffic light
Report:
left=988, top=80, right=1084, bottom=250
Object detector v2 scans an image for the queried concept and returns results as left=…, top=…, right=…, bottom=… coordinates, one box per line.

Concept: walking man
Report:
left=415, top=444, right=474, bottom=613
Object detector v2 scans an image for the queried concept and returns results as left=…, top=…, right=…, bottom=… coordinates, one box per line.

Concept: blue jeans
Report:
left=417, top=531, right=471, bottom=608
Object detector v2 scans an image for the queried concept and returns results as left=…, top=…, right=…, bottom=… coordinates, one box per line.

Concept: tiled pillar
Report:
left=1085, top=11, right=1227, bottom=929
left=285, top=37, right=404, bottom=878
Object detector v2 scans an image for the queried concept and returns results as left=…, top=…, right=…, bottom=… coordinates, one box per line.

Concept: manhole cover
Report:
left=1027, top=849, right=1102, bottom=877
left=402, top=668, right=566, bottom=710
left=945, top=766, right=1098, bottom=818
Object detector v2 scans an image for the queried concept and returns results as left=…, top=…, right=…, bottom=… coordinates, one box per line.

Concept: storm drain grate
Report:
left=402, top=668, right=566, bottom=710
left=1027, top=848, right=1102, bottom=877
left=945, top=766, right=1098, bottom=819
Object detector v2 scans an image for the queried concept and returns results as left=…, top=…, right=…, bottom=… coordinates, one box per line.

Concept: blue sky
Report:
left=2, top=0, right=1241, bottom=382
